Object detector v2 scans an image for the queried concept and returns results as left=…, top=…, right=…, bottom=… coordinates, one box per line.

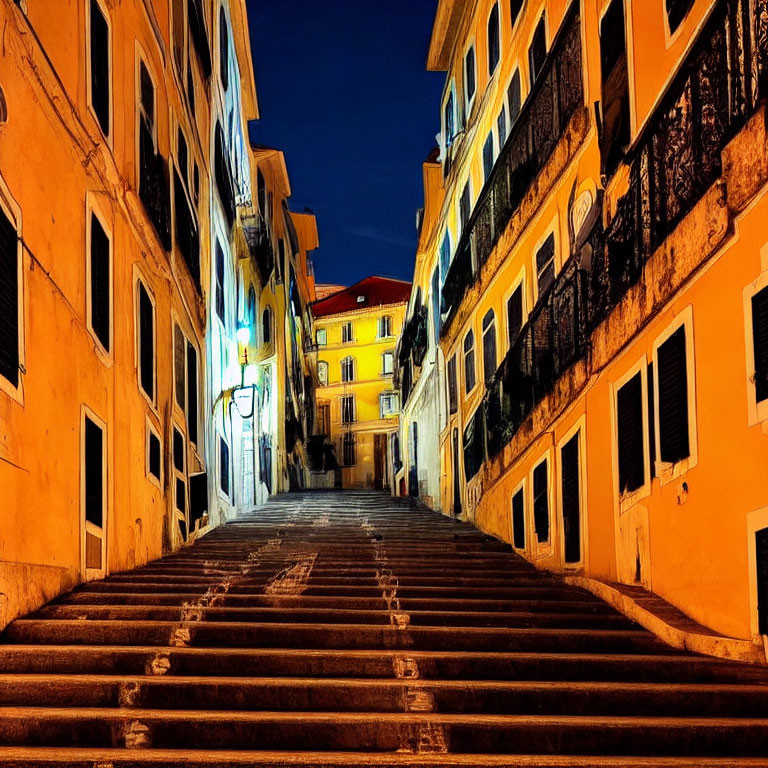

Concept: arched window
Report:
left=488, top=3, right=500, bottom=76
left=262, top=306, right=272, bottom=345
left=482, top=309, right=497, bottom=384
left=318, top=361, right=329, bottom=386
left=341, top=356, right=355, bottom=383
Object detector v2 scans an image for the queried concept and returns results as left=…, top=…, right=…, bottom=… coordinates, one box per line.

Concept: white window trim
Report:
left=530, top=449, right=554, bottom=560
left=458, top=177, right=474, bottom=243
left=651, top=305, right=698, bottom=486
left=525, top=6, right=550, bottom=87
left=487, top=2, right=502, bottom=78
left=0, top=176, right=25, bottom=405
left=341, top=356, right=355, bottom=383
left=80, top=404, right=108, bottom=581
left=86, top=0, right=113, bottom=144
left=531, top=216, right=559, bottom=304
left=743, top=263, right=768, bottom=427
left=318, top=360, right=329, bottom=386
left=506, top=64, right=524, bottom=124
left=463, top=328, right=478, bottom=398
left=146, top=416, right=163, bottom=490
left=463, top=41, right=477, bottom=117
left=341, top=394, right=356, bottom=424
left=173, top=421, right=190, bottom=543
left=133, top=268, right=158, bottom=413
left=135, top=44, right=158, bottom=192
left=380, top=391, right=399, bottom=419
left=316, top=328, right=327, bottom=346
left=381, top=350, right=394, bottom=376
left=170, top=0, right=189, bottom=93
left=481, top=309, right=498, bottom=381
left=611, top=354, right=652, bottom=515
left=85, top=195, right=114, bottom=364
left=342, top=321, right=354, bottom=344
left=503, top=266, right=528, bottom=347
left=509, top=476, right=528, bottom=554
left=442, top=79, right=458, bottom=150
left=556, top=415, right=588, bottom=569
left=377, top=315, right=393, bottom=339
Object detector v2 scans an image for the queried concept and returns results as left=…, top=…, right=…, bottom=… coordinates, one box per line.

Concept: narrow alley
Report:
left=1, top=491, right=768, bottom=766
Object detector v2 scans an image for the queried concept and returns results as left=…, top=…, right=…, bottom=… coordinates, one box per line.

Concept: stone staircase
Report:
left=1, top=491, right=768, bottom=766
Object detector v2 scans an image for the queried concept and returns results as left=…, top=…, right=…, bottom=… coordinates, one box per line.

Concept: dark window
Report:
left=262, top=307, right=272, bottom=344
left=657, top=326, right=690, bottom=465
left=444, top=90, right=455, bottom=146
left=756, top=528, right=768, bottom=634
left=532, top=459, right=549, bottom=543
left=89, top=213, right=110, bottom=352
left=174, top=324, right=186, bottom=409
left=343, top=432, right=356, bottom=466
left=482, top=310, right=497, bottom=384
left=342, top=322, right=354, bottom=343
left=257, top=168, right=267, bottom=219
left=341, top=395, right=355, bottom=424
left=508, top=70, right=522, bottom=124
left=617, top=372, right=645, bottom=494
left=341, top=357, right=355, bottom=382
left=219, top=7, right=229, bottom=90
left=148, top=429, right=161, bottom=482
left=535, top=233, right=556, bottom=296
left=447, top=354, right=458, bottom=414
left=507, top=285, right=523, bottom=347
left=84, top=415, right=104, bottom=528
left=528, top=16, right=547, bottom=87
left=215, top=242, right=225, bottom=324
left=89, top=0, right=110, bottom=136
left=464, top=330, right=476, bottom=393
left=138, top=281, right=155, bottom=401
left=463, top=407, right=485, bottom=481
left=177, top=127, right=189, bottom=184
left=187, top=341, right=198, bottom=445
left=0, top=205, right=19, bottom=387
left=460, top=183, right=471, bottom=233
left=483, top=133, right=494, bottom=182
left=465, top=47, right=476, bottom=105
left=600, top=0, right=630, bottom=176
left=512, top=486, right=525, bottom=549
left=510, top=0, right=524, bottom=27
left=666, top=0, right=695, bottom=34
left=561, top=431, right=581, bottom=563
left=648, top=362, right=656, bottom=478
left=497, top=108, right=507, bottom=147
left=214, top=122, right=235, bottom=227
left=173, top=427, right=185, bottom=473
left=140, top=61, right=154, bottom=128
left=752, top=287, right=768, bottom=403
left=392, top=433, right=402, bottom=473
left=488, top=4, right=500, bottom=74
left=219, top=435, right=230, bottom=495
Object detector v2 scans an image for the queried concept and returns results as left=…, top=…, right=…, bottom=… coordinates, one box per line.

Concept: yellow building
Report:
left=417, top=0, right=768, bottom=647
left=313, top=277, right=410, bottom=490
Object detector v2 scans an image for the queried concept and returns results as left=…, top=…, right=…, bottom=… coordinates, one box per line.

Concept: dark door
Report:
left=756, top=528, right=768, bottom=635
left=374, top=433, right=386, bottom=490
left=561, top=431, right=582, bottom=564
left=408, top=422, right=419, bottom=497
left=452, top=428, right=462, bottom=516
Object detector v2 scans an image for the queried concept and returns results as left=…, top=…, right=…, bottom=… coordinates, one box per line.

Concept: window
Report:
left=88, top=0, right=110, bottom=138
left=342, top=321, right=353, bottom=343
left=510, top=0, right=524, bottom=27
left=482, top=310, right=497, bottom=384
left=262, top=307, right=272, bottom=344
left=257, top=168, right=267, bottom=221
left=137, top=280, right=155, bottom=403
left=431, top=267, right=441, bottom=344
left=463, top=407, right=485, bottom=481
left=497, top=107, right=508, bottom=148
left=382, top=351, right=394, bottom=376
left=617, top=372, right=645, bottom=495
left=341, top=395, right=355, bottom=424
left=447, top=354, right=458, bottom=414
left=483, top=132, right=494, bottom=182
left=464, top=46, right=476, bottom=110
left=318, top=361, right=329, bottom=386
left=215, top=241, right=225, bottom=324
left=751, top=286, right=768, bottom=405
left=380, top=392, right=399, bottom=418
left=378, top=315, right=393, bottom=338
left=147, top=422, right=161, bottom=486
left=508, top=69, right=522, bottom=125
left=219, top=6, right=229, bottom=90
left=528, top=16, right=547, bottom=87
left=439, top=233, right=451, bottom=284
left=247, top=286, right=257, bottom=327
left=83, top=411, right=106, bottom=570
left=219, top=434, right=230, bottom=497
left=666, top=0, right=695, bottom=34
left=343, top=432, right=356, bottom=466
left=316, top=328, right=327, bottom=346
left=655, top=324, right=691, bottom=466
left=511, top=484, right=525, bottom=549
left=535, top=232, right=556, bottom=297
left=88, top=209, right=111, bottom=354
left=0, top=203, right=20, bottom=388
left=177, top=127, right=189, bottom=187
left=507, top=284, right=524, bottom=347
left=186, top=341, right=198, bottom=445
left=488, top=4, right=500, bottom=75
left=341, top=356, right=355, bottom=383
left=463, top=330, right=476, bottom=394
left=173, top=426, right=185, bottom=473
left=600, top=0, right=630, bottom=177
left=561, top=430, right=582, bottom=564
left=174, top=324, right=186, bottom=410
left=532, top=457, right=549, bottom=543
left=444, top=88, right=456, bottom=149
left=459, top=182, right=471, bottom=235
left=317, top=402, right=330, bottom=435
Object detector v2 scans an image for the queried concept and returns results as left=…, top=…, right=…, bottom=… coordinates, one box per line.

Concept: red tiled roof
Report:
left=311, top=276, right=411, bottom=318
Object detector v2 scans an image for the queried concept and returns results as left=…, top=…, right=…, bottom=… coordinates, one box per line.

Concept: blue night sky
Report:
left=246, top=0, right=445, bottom=287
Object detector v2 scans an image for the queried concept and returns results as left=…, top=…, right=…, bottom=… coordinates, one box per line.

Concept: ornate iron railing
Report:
left=139, top=123, right=172, bottom=252
left=441, top=1, right=583, bottom=328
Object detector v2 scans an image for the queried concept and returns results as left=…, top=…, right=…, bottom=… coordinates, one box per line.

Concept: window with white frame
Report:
left=146, top=420, right=162, bottom=487
left=528, top=15, right=547, bottom=87
left=378, top=315, right=393, bottom=339
left=341, top=395, right=356, bottom=424
left=464, top=45, right=477, bottom=112
left=748, top=283, right=768, bottom=418
left=318, top=361, right=329, bottom=386
left=439, top=233, right=451, bottom=284
left=483, top=132, right=494, bottom=182
left=87, top=207, right=111, bottom=355
left=380, top=391, right=399, bottom=418
left=316, top=328, right=327, bottom=346
left=532, top=456, right=550, bottom=544
left=508, top=69, right=522, bottom=125
left=173, top=323, right=200, bottom=445
left=482, top=309, right=497, bottom=384
left=443, top=85, right=456, bottom=151
left=497, top=106, right=508, bottom=148
left=136, top=278, right=156, bottom=404
left=341, top=356, right=355, bottom=383
left=459, top=182, right=471, bottom=236
left=381, top=351, right=394, bottom=376
left=463, top=329, right=476, bottom=394
left=341, top=321, right=354, bottom=343
left=488, top=3, right=500, bottom=75
left=616, top=369, right=647, bottom=497
left=88, top=0, right=111, bottom=139
left=507, top=282, right=524, bottom=347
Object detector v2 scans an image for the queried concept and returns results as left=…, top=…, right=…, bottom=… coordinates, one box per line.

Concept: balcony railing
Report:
left=139, top=123, right=172, bottom=252
left=242, top=215, right=275, bottom=287
left=441, top=1, right=583, bottom=328
left=474, top=0, right=765, bottom=475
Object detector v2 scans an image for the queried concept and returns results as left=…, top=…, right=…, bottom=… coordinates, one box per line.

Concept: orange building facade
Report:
left=406, top=0, right=768, bottom=645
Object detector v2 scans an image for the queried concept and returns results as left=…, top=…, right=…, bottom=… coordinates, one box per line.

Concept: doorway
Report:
left=452, top=428, right=462, bottom=516
left=374, top=433, right=387, bottom=490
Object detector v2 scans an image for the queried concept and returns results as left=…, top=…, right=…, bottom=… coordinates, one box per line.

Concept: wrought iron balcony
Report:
left=242, top=215, right=275, bottom=287
left=139, top=124, right=172, bottom=252
left=441, top=1, right=583, bottom=328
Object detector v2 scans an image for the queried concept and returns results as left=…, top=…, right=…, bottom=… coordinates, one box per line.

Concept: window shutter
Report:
left=174, top=325, right=185, bottom=409
left=462, top=408, right=485, bottom=482
left=657, top=326, right=690, bottom=464
left=90, top=215, right=110, bottom=352
left=89, top=0, right=110, bottom=136
left=84, top=416, right=104, bottom=528
left=465, top=49, right=476, bottom=104
left=507, top=286, right=523, bottom=346
left=0, top=206, right=19, bottom=387
left=617, top=372, right=645, bottom=494
left=187, top=342, right=198, bottom=445
left=512, top=487, right=525, bottom=549
left=647, top=362, right=656, bottom=478
left=460, top=184, right=471, bottom=232
left=138, top=283, right=154, bottom=399
left=752, top=287, right=768, bottom=403
left=447, top=355, right=458, bottom=414
left=532, top=460, right=549, bottom=543
left=561, top=432, right=581, bottom=563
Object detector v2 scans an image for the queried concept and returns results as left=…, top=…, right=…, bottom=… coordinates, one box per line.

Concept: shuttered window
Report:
left=647, top=362, right=656, bottom=478
left=535, top=233, right=556, bottom=297
left=532, top=459, right=549, bottom=543
left=512, top=487, right=525, bottom=549
left=600, top=0, right=630, bottom=176
left=617, top=372, right=645, bottom=494
left=507, top=285, right=523, bottom=347
left=482, top=310, right=497, bottom=384
left=497, top=108, right=507, bottom=148
left=488, top=3, right=500, bottom=75
left=0, top=206, right=19, bottom=388
left=508, top=70, right=522, bottom=125
left=751, top=286, right=768, bottom=403
left=561, top=432, right=581, bottom=563
left=215, top=242, right=225, bottom=324
left=147, top=428, right=161, bottom=482
left=341, top=395, right=355, bottom=424
left=447, top=355, right=458, bottom=414
left=89, top=0, right=110, bottom=137
left=528, top=16, right=547, bottom=87
left=187, top=342, right=198, bottom=445
left=666, top=0, right=695, bottom=34
left=84, top=415, right=104, bottom=528
left=483, top=133, right=494, bottom=182
left=657, top=326, right=690, bottom=465
left=89, top=213, right=110, bottom=352
left=219, top=435, right=230, bottom=496
left=464, top=330, right=476, bottom=393
left=464, top=47, right=476, bottom=106
left=342, top=322, right=353, bottom=343
left=138, top=282, right=155, bottom=401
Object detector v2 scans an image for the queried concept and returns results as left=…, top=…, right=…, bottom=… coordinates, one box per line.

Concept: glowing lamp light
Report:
left=236, top=326, right=251, bottom=345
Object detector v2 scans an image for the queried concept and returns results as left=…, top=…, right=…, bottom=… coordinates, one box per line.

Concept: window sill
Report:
left=656, top=454, right=697, bottom=487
